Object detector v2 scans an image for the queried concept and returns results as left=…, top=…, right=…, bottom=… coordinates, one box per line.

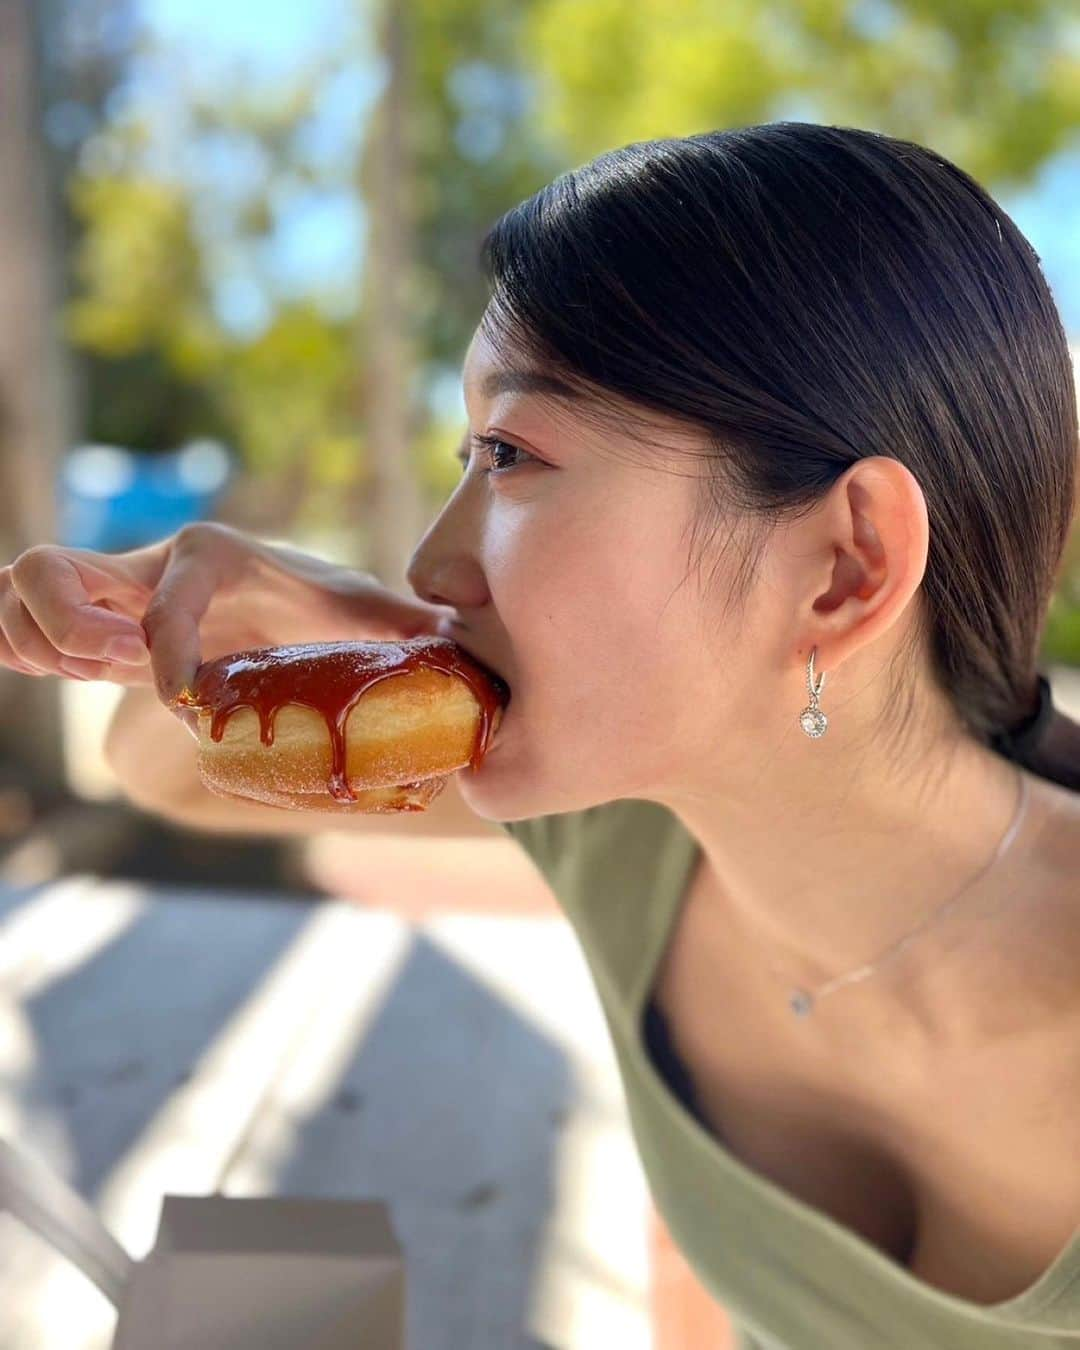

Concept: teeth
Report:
left=488, top=705, right=508, bottom=747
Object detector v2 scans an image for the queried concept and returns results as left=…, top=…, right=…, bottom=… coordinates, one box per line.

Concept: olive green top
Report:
left=498, top=799, right=1080, bottom=1350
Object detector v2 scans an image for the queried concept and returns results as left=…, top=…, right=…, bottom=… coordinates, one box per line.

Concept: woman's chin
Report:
left=455, top=722, right=516, bottom=810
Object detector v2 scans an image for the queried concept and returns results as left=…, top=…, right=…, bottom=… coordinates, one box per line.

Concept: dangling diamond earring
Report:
left=799, top=646, right=828, bottom=739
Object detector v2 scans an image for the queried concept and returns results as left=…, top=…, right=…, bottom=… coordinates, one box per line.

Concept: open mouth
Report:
left=483, top=668, right=512, bottom=714
left=436, top=623, right=511, bottom=704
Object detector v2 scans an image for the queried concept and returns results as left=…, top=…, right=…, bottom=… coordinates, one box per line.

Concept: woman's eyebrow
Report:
left=480, top=369, right=582, bottom=400
left=456, top=369, right=584, bottom=460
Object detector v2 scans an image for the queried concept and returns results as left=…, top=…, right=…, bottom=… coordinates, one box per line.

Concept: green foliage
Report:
left=1043, top=590, right=1080, bottom=666
left=403, top=0, right=565, bottom=371
left=413, top=410, right=468, bottom=506
left=57, top=0, right=1080, bottom=643
left=63, top=175, right=226, bottom=377
left=524, top=0, right=1080, bottom=188
left=79, top=347, right=231, bottom=453
left=212, top=302, right=357, bottom=478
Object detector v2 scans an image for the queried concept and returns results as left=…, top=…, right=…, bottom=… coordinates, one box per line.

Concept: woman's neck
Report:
left=658, top=740, right=1065, bottom=1047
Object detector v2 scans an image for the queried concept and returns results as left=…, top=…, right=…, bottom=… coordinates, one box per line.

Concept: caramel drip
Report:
left=173, top=637, right=510, bottom=805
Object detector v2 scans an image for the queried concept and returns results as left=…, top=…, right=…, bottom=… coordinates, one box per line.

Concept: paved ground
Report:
left=0, top=871, right=654, bottom=1349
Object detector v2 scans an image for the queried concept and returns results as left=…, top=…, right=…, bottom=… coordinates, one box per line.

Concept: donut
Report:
left=169, top=636, right=511, bottom=813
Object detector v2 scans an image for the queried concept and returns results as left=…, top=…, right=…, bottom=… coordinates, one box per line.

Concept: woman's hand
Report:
left=0, top=522, right=453, bottom=735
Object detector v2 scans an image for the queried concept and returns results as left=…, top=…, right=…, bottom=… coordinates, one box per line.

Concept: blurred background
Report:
left=0, top=1, right=1078, bottom=1347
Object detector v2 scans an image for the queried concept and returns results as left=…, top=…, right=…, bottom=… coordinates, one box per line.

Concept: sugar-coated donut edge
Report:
left=191, top=664, right=501, bottom=812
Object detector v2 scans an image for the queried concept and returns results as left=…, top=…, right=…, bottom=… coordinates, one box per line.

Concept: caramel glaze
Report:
left=172, top=636, right=511, bottom=807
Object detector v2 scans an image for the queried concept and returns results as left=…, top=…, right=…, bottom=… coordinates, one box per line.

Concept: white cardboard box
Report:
left=1, top=1140, right=404, bottom=1349
left=110, top=1194, right=405, bottom=1349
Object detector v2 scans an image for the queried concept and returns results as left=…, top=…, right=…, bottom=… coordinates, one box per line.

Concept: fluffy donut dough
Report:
left=177, top=641, right=508, bottom=814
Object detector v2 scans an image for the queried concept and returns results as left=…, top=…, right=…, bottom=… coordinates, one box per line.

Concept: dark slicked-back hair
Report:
left=478, top=123, right=1080, bottom=789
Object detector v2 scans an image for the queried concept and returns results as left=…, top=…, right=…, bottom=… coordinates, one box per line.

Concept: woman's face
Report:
left=406, top=323, right=748, bottom=822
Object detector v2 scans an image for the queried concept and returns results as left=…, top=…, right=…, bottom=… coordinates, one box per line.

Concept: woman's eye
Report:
left=464, top=435, right=533, bottom=476
left=486, top=438, right=529, bottom=473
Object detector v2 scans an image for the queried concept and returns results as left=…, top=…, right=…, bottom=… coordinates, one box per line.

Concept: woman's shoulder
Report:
left=498, top=796, right=680, bottom=880
left=499, top=798, right=694, bottom=1002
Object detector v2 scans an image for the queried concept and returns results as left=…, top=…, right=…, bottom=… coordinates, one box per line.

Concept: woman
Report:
left=5, top=122, right=1080, bottom=1349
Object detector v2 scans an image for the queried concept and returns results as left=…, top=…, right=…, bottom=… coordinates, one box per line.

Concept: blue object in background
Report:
left=57, top=439, right=235, bottom=551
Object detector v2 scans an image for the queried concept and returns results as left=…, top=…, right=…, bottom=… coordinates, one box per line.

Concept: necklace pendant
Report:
left=789, top=988, right=814, bottom=1017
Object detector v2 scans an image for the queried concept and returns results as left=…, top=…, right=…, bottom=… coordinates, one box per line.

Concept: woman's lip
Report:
left=487, top=703, right=510, bottom=752
left=437, top=622, right=509, bottom=691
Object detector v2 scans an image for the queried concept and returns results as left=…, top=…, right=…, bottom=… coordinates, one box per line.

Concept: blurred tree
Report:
left=1046, top=512, right=1080, bottom=662
left=58, top=66, right=372, bottom=543
left=524, top=0, right=1080, bottom=187
left=0, top=0, right=73, bottom=785
left=55, top=0, right=563, bottom=563
left=63, top=174, right=230, bottom=449
left=35, top=0, right=141, bottom=457
left=358, top=0, right=427, bottom=590
left=408, top=0, right=564, bottom=373
left=215, top=301, right=363, bottom=534
left=47, top=0, right=1080, bottom=623
left=354, top=0, right=563, bottom=585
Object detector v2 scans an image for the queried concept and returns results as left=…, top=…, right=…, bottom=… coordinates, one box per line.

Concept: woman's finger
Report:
left=1, top=581, right=150, bottom=682
left=0, top=578, right=50, bottom=675
left=0, top=577, right=106, bottom=678
left=11, top=547, right=152, bottom=664
left=142, top=547, right=220, bottom=713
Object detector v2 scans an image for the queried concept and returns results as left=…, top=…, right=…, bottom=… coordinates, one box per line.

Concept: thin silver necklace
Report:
left=787, top=647, right=1031, bottom=1018
left=785, top=769, right=1027, bottom=1016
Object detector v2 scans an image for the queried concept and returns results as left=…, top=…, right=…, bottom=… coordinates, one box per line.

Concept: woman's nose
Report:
left=406, top=571, right=453, bottom=610
left=404, top=551, right=439, bottom=607
left=406, top=549, right=467, bottom=613
left=406, top=535, right=489, bottom=616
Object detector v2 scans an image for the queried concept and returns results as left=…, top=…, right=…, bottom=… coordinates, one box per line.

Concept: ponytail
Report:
left=989, top=673, right=1080, bottom=790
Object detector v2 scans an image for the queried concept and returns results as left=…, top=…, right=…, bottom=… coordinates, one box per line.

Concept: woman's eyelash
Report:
left=459, top=433, right=533, bottom=475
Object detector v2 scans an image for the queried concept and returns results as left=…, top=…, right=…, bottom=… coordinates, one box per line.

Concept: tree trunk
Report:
left=355, top=0, right=427, bottom=591
left=0, top=0, right=73, bottom=788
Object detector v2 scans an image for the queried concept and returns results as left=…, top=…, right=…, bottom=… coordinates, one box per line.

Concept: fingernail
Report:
left=176, top=707, right=200, bottom=740
left=104, top=635, right=150, bottom=665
